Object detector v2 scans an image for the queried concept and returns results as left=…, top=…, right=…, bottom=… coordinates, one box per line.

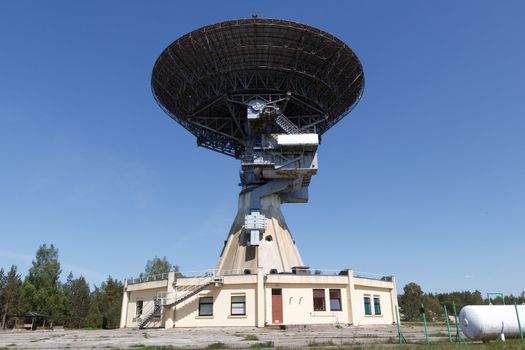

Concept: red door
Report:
left=272, top=288, right=283, bottom=324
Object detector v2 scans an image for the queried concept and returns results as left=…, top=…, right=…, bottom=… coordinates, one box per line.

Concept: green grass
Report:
left=243, top=335, right=259, bottom=341
left=30, top=338, right=50, bottom=342
left=332, top=340, right=525, bottom=350
left=358, top=334, right=380, bottom=338
left=308, top=340, right=335, bottom=347
left=430, top=332, right=451, bottom=337
left=113, top=347, right=176, bottom=350
left=44, top=340, right=525, bottom=350
left=143, top=332, right=150, bottom=339
left=250, top=341, right=274, bottom=349
left=401, top=321, right=447, bottom=327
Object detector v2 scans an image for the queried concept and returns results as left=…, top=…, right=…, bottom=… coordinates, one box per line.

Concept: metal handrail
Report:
left=125, top=268, right=394, bottom=284
left=125, top=272, right=170, bottom=285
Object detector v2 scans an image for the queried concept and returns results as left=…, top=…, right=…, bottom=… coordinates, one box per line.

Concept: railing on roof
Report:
left=125, top=272, right=170, bottom=285
left=175, top=269, right=253, bottom=278
left=271, top=268, right=393, bottom=282
left=124, top=268, right=394, bottom=284
left=352, top=270, right=394, bottom=282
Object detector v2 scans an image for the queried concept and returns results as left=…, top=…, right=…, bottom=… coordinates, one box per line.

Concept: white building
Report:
left=120, top=269, right=398, bottom=329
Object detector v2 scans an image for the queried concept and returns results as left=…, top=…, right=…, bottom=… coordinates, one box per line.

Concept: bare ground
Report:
left=0, top=324, right=460, bottom=349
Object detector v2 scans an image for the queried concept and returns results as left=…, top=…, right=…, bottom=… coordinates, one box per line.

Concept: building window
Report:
left=153, top=298, right=161, bottom=317
left=364, top=296, right=372, bottom=315
left=231, top=295, right=246, bottom=315
left=136, top=300, right=143, bottom=317
left=329, top=289, right=342, bottom=311
left=199, top=297, right=214, bottom=316
left=313, top=289, right=326, bottom=311
left=373, top=296, right=381, bottom=315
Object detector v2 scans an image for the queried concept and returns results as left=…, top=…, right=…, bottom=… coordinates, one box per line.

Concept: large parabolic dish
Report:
left=152, top=18, right=364, bottom=158
left=152, top=18, right=365, bottom=274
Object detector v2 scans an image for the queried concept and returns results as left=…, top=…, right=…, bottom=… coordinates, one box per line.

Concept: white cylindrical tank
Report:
left=460, top=305, right=525, bottom=341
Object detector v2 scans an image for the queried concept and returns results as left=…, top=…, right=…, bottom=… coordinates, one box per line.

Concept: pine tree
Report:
left=84, top=277, right=123, bottom=329
left=63, top=272, right=91, bottom=328
left=1, top=265, right=22, bottom=329
left=0, top=268, right=6, bottom=326
left=22, top=244, right=66, bottom=324
left=100, top=277, right=123, bottom=329
left=85, top=285, right=103, bottom=328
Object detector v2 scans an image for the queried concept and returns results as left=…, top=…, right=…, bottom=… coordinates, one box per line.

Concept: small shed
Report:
left=15, top=312, right=51, bottom=330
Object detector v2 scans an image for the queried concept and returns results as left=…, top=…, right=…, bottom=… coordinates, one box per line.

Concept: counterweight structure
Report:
left=152, top=18, right=364, bottom=274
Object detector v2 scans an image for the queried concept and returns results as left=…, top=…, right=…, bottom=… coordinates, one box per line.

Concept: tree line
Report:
left=3, top=244, right=523, bottom=328
left=0, top=244, right=177, bottom=330
left=0, top=244, right=123, bottom=329
left=399, top=282, right=525, bottom=321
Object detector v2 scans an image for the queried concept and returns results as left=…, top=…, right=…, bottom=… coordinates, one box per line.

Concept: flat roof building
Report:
left=120, top=269, right=398, bottom=329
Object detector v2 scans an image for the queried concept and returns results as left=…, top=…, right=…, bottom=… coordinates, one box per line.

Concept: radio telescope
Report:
left=152, top=18, right=364, bottom=275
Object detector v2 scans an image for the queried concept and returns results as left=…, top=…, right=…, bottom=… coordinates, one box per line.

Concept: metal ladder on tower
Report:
left=275, top=113, right=301, bottom=134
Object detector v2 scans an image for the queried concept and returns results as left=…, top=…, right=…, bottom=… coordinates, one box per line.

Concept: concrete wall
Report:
left=349, top=277, right=397, bottom=326
left=125, top=287, right=167, bottom=328
left=266, top=274, right=349, bottom=285
left=127, top=280, right=168, bottom=292
left=173, top=284, right=257, bottom=327
left=265, top=283, right=349, bottom=325
left=120, top=270, right=398, bottom=328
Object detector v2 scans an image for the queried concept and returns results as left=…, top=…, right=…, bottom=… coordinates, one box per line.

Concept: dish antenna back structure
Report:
left=152, top=18, right=364, bottom=274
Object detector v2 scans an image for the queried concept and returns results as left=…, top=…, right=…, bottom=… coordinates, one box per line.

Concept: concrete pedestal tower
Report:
left=216, top=193, right=304, bottom=275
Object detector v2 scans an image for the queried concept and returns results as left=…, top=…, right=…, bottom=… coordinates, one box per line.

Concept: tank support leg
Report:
left=515, top=303, right=524, bottom=342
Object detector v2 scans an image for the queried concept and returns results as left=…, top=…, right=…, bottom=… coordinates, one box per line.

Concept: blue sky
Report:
left=0, top=1, right=524, bottom=295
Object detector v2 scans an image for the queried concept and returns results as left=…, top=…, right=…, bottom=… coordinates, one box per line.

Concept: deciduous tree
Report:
left=142, top=256, right=175, bottom=277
